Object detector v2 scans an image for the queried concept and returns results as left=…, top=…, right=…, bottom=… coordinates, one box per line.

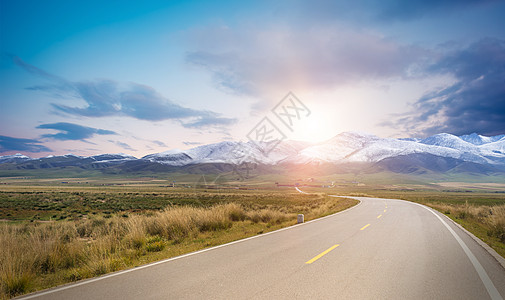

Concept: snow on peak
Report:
left=459, top=133, right=505, bottom=145
left=89, top=153, right=137, bottom=163
left=293, top=131, right=504, bottom=165
left=0, top=153, right=32, bottom=163
left=419, top=133, right=476, bottom=150
left=0, top=153, right=30, bottom=159
left=156, top=149, right=185, bottom=156
left=142, top=140, right=307, bottom=166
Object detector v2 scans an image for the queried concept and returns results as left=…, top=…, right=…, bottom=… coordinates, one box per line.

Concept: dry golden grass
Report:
left=0, top=204, right=247, bottom=298
left=0, top=196, right=356, bottom=299
left=430, top=203, right=505, bottom=239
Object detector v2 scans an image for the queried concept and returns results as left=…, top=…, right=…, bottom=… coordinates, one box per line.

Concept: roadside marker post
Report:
left=297, top=214, right=304, bottom=224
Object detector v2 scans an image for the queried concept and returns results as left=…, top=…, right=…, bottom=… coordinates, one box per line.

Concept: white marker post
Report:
left=297, top=214, right=304, bottom=224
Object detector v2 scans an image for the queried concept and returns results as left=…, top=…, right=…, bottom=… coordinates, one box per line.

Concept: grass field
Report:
left=1, top=173, right=505, bottom=299
left=0, top=180, right=357, bottom=299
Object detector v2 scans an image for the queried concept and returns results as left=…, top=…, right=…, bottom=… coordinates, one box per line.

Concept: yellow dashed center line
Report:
left=306, top=244, right=340, bottom=264
left=360, top=224, right=371, bottom=230
left=306, top=205, right=387, bottom=265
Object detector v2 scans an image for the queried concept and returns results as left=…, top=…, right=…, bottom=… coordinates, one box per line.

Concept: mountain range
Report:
left=1, top=132, right=505, bottom=176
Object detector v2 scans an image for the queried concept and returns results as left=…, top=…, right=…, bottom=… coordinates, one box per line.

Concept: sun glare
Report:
left=291, top=115, right=336, bottom=143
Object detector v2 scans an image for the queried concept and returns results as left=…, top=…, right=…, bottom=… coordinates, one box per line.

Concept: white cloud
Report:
left=185, top=25, right=429, bottom=99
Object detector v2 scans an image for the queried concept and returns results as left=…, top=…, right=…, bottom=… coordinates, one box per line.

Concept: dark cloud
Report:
left=390, top=38, right=505, bottom=136
left=0, top=135, right=52, bottom=153
left=37, top=122, right=116, bottom=141
left=12, top=57, right=237, bottom=128
left=185, top=26, right=428, bottom=97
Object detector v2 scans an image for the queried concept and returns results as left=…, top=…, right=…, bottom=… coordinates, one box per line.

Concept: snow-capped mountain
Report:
left=142, top=140, right=309, bottom=166
left=291, top=132, right=502, bottom=166
left=135, top=131, right=505, bottom=169
left=1, top=132, right=505, bottom=174
left=89, top=153, right=137, bottom=163
left=0, top=153, right=31, bottom=164
left=0, top=152, right=138, bottom=170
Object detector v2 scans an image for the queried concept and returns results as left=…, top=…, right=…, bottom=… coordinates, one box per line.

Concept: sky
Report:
left=1, top=0, right=504, bottom=158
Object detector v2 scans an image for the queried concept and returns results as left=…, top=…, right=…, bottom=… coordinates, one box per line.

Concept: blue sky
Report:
left=1, top=0, right=504, bottom=157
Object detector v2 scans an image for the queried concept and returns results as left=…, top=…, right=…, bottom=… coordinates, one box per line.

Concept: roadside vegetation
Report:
left=428, top=202, right=505, bottom=257
left=0, top=187, right=357, bottom=299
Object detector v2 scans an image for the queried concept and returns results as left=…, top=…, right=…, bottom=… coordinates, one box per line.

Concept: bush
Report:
left=1, top=271, right=33, bottom=298
left=146, top=241, right=165, bottom=252
left=457, top=211, right=467, bottom=219
left=488, top=227, right=505, bottom=242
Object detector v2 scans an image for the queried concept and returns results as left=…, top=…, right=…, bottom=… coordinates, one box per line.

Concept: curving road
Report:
left=20, top=196, right=505, bottom=299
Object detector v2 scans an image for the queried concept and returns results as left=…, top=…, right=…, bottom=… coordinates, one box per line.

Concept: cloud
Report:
left=37, top=122, right=116, bottom=140
left=109, top=140, right=136, bottom=152
left=388, top=38, right=505, bottom=136
left=185, top=25, right=428, bottom=97
left=51, top=81, right=201, bottom=120
left=9, top=54, right=67, bottom=85
left=12, top=57, right=237, bottom=128
left=0, top=135, right=52, bottom=153
left=181, top=114, right=237, bottom=128
left=183, top=141, right=202, bottom=146
left=152, top=140, right=167, bottom=147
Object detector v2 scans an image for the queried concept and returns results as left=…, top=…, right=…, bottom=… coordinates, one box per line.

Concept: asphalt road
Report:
left=20, top=196, right=505, bottom=300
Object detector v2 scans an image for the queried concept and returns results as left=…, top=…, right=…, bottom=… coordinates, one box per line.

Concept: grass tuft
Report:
left=1, top=271, right=33, bottom=298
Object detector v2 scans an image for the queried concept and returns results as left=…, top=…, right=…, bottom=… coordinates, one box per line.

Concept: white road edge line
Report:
left=410, top=201, right=503, bottom=300
left=344, top=196, right=502, bottom=300
left=18, top=196, right=361, bottom=299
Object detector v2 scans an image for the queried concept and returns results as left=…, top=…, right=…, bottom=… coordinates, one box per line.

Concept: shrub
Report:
left=457, top=211, right=467, bottom=219
left=146, top=241, right=165, bottom=252
left=1, top=271, right=33, bottom=298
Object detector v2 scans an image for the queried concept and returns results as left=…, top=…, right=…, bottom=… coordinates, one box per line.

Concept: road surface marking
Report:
left=407, top=201, right=502, bottom=300
left=330, top=196, right=502, bottom=300
left=384, top=209, right=387, bottom=212
left=306, top=244, right=340, bottom=264
left=377, top=214, right=382, bottom=219
left=360, top=224, right=370, bottom=230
